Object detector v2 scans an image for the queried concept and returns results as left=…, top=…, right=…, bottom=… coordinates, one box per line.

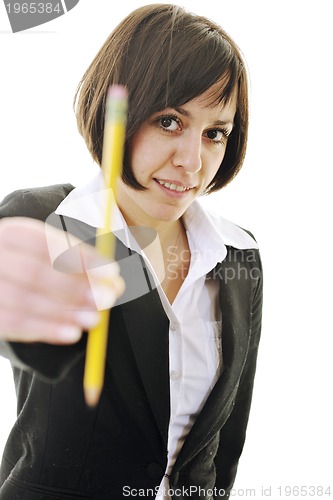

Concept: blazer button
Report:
left=146, top=462, right=164, bottom=480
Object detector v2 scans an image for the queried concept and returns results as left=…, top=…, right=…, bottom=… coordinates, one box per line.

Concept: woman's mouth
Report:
left=154, top=179, right=193, bottom=193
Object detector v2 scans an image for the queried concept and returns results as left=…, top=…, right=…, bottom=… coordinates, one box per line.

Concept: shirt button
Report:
left=170, top=370, right=180, bottom=380
left=170, top=322, right=177, bottom=331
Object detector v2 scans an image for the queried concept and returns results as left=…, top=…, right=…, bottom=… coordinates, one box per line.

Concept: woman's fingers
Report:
left=0, top=217, right=125, bottom=344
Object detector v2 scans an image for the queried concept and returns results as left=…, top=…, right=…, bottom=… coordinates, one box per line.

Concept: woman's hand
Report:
left=0, top=217, right=125, bottom=345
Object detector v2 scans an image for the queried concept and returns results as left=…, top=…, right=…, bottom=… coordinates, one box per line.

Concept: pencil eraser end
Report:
left=108, top=84, right=128, bottom=100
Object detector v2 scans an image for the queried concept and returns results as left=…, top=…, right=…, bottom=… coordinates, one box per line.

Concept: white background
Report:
left=0, top=0, right=332, bottom=497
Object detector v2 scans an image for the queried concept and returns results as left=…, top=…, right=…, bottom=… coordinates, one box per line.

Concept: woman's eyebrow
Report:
left=174, top=106, right=190, bottom=117
left=173, top=106, right=234, bottom=128
left=211, top=119, right=234, bottom=128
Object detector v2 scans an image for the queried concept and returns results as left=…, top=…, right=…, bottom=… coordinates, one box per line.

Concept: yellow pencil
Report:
left=83, top=84, right=128, bottom=407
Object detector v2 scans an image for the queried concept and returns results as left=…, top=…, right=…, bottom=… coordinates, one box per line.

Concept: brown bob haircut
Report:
left=75, top=3, right=249, bottom=193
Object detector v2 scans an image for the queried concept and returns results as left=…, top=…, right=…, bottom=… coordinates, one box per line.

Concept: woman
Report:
left=0, top=4, right=263, bottom=499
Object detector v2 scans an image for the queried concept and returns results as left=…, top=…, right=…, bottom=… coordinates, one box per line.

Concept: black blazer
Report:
left=0, top=185, right=263, bottom=500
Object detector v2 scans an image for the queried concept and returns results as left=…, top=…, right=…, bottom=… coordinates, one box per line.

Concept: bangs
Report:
left=158, top=23, right=242, bottom=109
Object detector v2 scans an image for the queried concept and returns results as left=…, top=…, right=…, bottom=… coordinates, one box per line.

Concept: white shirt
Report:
left=155, top=212, right=224, bottom=500
left=54, top=173, right=258, bottom=499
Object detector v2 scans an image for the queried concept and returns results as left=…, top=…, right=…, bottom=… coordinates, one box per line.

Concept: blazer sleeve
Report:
left=0, top=185, right=87, bottom=382
left=214, top=251, right=263, bottom=497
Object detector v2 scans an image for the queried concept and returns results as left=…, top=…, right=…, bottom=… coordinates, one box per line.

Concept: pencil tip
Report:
left=84, top=388, right=101, bottom=407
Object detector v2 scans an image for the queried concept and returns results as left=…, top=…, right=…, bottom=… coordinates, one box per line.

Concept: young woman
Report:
left=0, top=4, right=263, bottom=499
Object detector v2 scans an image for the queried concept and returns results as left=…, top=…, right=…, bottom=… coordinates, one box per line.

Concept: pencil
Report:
left=83, top=84, right=128, bottom=407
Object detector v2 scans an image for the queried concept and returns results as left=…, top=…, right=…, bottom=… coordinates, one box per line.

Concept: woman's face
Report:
left=116, top=81, right=238, bottom=228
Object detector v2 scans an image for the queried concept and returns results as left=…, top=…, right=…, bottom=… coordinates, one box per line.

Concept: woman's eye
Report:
left=159, top=116, right=180, bottom=131
left=206, top=129, right=225, bottom=142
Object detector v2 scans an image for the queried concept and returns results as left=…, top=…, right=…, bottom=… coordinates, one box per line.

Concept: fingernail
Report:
left=57, top=326, right=82, bottom=342
left=87, top=261, right=120, bottom=282
left=89, top=286, right=117, bottom=311
left=74, top=310, right=100, bottom=328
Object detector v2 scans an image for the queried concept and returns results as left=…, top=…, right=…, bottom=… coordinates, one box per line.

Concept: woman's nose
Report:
left=172, top=133, right=202, bottom=174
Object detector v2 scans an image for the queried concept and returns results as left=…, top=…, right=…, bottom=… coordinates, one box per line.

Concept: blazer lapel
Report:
left=120, top=286, right=170, bottom=445
left=172, top=258, right=254, bottom=472
left=114, top=243, right=170, bottom=445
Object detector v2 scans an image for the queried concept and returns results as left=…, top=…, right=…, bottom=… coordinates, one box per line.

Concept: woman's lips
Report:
left=154, top=178, right=194, bottom=192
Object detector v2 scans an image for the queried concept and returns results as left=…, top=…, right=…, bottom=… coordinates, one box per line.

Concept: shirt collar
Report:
left=56, top=172, right=123, bottom=230
left=55, top=172, right=142, bottom=253
left=182, top=199, right=258, bottom=280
